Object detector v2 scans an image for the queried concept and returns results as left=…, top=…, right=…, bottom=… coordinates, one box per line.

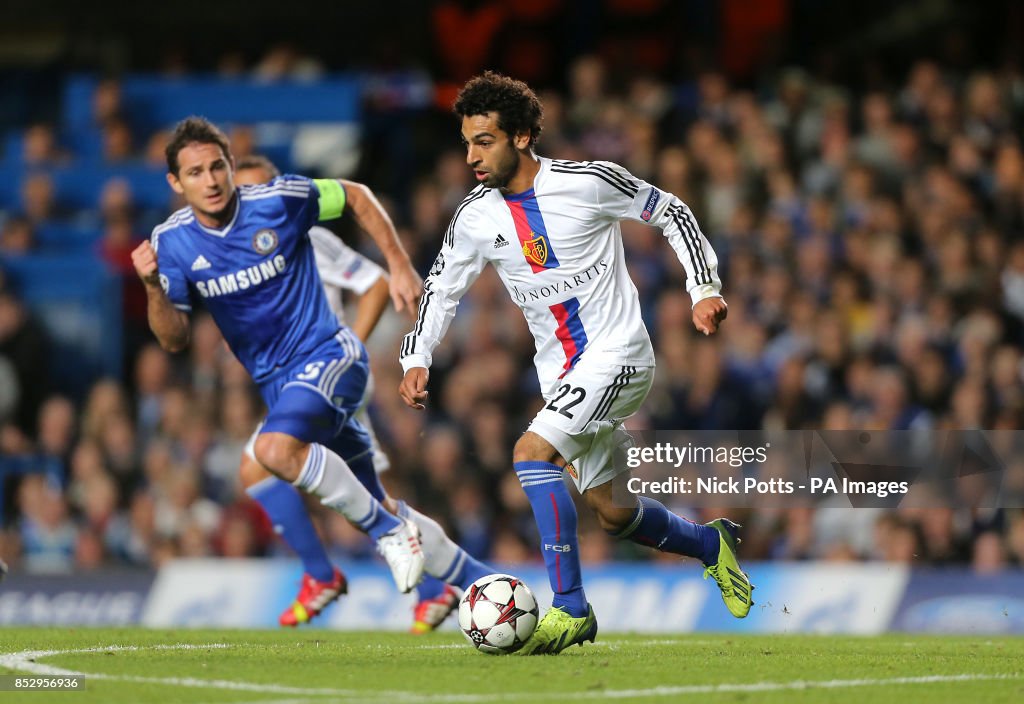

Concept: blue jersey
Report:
left=151, top=175, right=347, bottom=384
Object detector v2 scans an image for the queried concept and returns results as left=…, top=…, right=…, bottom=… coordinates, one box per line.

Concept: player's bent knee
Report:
left=238, top=452, right=272, bottom=488
left=253, top=433, right=305, bottom=482
left=512, top=431, right=562, bottom=465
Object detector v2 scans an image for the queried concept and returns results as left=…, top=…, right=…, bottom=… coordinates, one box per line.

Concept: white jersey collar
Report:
left=195, top=194, right=240, bottom=238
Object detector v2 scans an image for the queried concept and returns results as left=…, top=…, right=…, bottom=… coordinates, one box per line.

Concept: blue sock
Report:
left=514, top=461, right=587, bottom=618
left=415, top=576, right=448, bottom=601
left=247, top=476, right=335, bottom=582
left=436, top=548, right=491, bottom=591
left=345, top=450, right=386, bottom=501
left=612, top=496, right=719, bottom=564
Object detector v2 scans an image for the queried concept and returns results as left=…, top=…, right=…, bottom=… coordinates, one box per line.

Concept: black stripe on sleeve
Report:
left=444, top=186, right=487, bottom=248
left=678, top=205, right=712, bottom=280
left=413, top=290, right=433, bottom=336
left=550, top=166, right=636, bottom=199
left=552, top=160, right=640, bottom=196
left=667, top=205, right=707, bottom=285
left=668, top=204, right=711, bottom=285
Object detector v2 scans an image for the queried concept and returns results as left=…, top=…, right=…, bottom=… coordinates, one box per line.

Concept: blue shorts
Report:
left=257, top=330, right=372, bottom=462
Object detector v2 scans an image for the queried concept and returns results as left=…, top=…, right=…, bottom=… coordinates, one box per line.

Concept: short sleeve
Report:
left=273, top=175, right=322, bottom=232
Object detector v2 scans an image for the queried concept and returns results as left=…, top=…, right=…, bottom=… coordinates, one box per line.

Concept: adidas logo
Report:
left=191, top=254, right=212, bottom=271
left=493, top=234, right=510, bottom=249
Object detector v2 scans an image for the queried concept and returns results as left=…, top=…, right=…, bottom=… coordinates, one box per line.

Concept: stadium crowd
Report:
left=2, top=46, right=1024, bottom=577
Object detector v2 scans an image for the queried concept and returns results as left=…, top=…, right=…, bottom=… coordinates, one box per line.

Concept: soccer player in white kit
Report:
left=233, top=157, right=489, bottom=631
left=399, top=72, right=752, bottom=655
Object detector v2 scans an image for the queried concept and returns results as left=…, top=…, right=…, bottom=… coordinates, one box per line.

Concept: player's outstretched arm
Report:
left=350, top=274, right=391, bottom=342
left=339, top=179, right=422, bottom=315
left=131, top=241, right=190, bottom=353
left=399, top=367, right=429, bottom=410
left=592, top=160, right=727, bottom=321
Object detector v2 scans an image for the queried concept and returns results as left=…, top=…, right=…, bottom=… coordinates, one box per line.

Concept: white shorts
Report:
left=245, top=372, right=391, bottom=473
left=528, top=360, right=654, bottom=492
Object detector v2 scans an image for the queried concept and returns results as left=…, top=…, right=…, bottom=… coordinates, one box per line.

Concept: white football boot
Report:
left=376, top=517, right=425, bottom=592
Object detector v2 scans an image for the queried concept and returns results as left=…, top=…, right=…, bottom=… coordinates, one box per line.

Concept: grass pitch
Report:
left=0, top=628, right=1022, bottom=703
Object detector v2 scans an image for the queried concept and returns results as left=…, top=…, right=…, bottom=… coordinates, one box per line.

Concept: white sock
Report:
left=396, top=501, right=460, bottom=579
left=293, top=443, right=399, bottom=539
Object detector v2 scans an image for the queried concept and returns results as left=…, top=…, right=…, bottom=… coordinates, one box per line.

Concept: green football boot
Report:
left=703, top=518, right=754, bottom=618
left=518, top=604, right=598, bottom=655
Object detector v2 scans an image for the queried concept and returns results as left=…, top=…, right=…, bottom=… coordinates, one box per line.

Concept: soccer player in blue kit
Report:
left=230, top=155, right=488, bottom=630
left=132, top=117, right=448, bottom=593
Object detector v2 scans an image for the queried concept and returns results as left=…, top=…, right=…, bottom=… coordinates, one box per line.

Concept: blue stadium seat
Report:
left=0, top=252, right=123, bottom=390
left=1, top=130, right=25, bottom=163
left=63, top=74, right=363, bottom=138
left=34, top=220, right=103, bottom=252
left=0, top=164, right=171, bottom=212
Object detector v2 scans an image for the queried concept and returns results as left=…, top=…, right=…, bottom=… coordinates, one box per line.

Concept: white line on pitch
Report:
left=2, top=643, right=1020, bottom=703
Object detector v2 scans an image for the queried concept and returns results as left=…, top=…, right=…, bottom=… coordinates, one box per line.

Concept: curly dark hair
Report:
left=454, top=71, right=543, bottom=147
left=165, top=116, right=232, bottom=175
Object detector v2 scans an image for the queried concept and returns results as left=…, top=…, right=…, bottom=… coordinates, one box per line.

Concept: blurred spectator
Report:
left=92, top=78, right=123, bottom=126
left=0, top=217, right=34, bottom=255
left=98, top=178, right=136, bottom=222
left=216, top=50, right=247, bottom=78
left=972, top=531, right=1008, bottom=574
left=567, top=55, right=610, bottom=134
left=144, top=129, right=174, bottom=168
left=81, top=378, right=130, bottom=443
left=133, top=343, right=172, bottom=441
left=101, top=117, right=136, bottom=162
left=203, top=387, right=257, bottom=502
left=0, top=288, right=49, bottom=435
left=252, top=42, right=324, bottom=81
left=879, top=515, right=923, bottom=564
left=228, top=126, right=255, bottom=161
left=20, top=123, right=66, bottom=165
left=19, top=172, right=59, bottom=224
left=106, top=492, right=157, bottom=565
left=17, top=476, right=76, bottom=573
left=36, top=395, right=76, bottom=463
left=75, top=528, right=106, bottom=570
left=1007, top=514, right=1024, bottom=567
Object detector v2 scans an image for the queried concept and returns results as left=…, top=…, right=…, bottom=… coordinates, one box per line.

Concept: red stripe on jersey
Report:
left=549, top=297, right=588, bottom=378
left=504, top=198, right=546, bottom=274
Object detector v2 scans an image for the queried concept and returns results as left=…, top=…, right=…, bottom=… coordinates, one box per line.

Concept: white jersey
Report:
left=400, top=157, right=721, bottom=393
left=308, top=225, right=385, bottom=325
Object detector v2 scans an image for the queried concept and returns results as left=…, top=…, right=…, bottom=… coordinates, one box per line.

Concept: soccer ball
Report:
left=458, top=573, right=539, bottom=654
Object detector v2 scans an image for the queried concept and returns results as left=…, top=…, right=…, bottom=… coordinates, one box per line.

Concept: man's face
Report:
left=167, top=142, right=235, bottom=221
left=233, top=165, right=274, bottom=187
left=461, top=112, right=526, bottom=190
